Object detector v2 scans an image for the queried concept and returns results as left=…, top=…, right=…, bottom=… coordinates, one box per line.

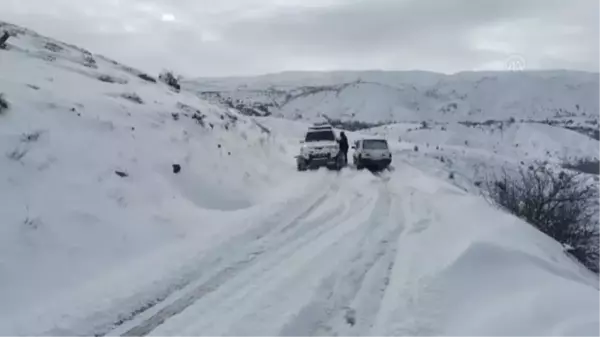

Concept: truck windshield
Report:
left=305, top=130, right=335, bottom=142
left=363, top=139, right=388, bottom=150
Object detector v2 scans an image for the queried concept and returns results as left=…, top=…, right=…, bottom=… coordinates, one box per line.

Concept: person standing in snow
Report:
left=338, top=131, right=349, bottom=165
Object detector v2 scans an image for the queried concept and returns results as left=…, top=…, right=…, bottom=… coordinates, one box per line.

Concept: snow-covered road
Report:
left=75, top=167, right=595, bottom=337
left=99, top=169, right=398, bottom=336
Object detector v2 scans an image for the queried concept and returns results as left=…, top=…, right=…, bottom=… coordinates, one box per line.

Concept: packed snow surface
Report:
left=0, top=21, right=598, bottom=336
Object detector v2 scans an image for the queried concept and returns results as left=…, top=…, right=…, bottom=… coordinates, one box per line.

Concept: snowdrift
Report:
left=376, top=165, right=599, bottom=336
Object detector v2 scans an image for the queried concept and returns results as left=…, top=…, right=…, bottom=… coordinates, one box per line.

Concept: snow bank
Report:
left=0, top=23, right=306, bottom=334
left=375, top=165, right=599, bottom=336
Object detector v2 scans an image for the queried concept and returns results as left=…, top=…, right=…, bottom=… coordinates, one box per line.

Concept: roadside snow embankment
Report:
left=373, top=165, right=599, bottom=335
left=0, top=26, right=300, bottom=334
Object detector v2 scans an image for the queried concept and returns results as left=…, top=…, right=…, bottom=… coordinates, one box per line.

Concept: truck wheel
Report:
left=297, top=159, right=307, bottom=171
left=356, top=156, right=364, bottom=170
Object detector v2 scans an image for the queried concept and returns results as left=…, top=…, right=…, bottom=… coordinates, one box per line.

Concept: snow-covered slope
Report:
left=185, top=70, right=599, bottom=124
left=0, top=21, right=598, bottom=336
left=0, top=21, right=300, bottom=334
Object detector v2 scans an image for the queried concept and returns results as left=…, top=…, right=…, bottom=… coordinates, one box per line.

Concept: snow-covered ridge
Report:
left=184, top=69, right=599, bottom=124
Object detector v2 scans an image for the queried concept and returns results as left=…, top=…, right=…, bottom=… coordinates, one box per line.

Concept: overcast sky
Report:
left=3, top=0, right=599, bottom=77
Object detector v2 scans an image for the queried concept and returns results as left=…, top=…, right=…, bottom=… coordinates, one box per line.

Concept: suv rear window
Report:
left=363, top=139, right=388, bottom=150
left=305, top=130, right=335, bottom=142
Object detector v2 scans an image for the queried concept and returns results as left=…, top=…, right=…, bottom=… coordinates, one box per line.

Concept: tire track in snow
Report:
left=371, top=186, right=443, bottom=336
left=146, top=177, right=374, bottom=335
left=107, top=174, right=367, bottom=336
left=344, top=188, right=407, bottom=335
left=92, top=175, right=337, bottom=337
left=278, top=180, right=405, bottom=336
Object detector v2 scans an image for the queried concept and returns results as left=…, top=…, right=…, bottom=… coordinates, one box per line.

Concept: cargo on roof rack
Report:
left=309, top=123, right=333, bottom=130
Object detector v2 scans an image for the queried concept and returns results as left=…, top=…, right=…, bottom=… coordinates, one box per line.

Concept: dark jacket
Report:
left=339, top=133, right=349, bottom=152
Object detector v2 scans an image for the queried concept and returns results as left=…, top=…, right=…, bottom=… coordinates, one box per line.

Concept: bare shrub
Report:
left=0, top=93, right=9, bottom=114
left=21, top=130, right=42, bottom=142
left=44, top=42, right=63, bottom=53
left=138, top=73, right=157, bottom=83
left=485, top=166, right=599, bottom=273
left=159, top=70, right=181, bottom=91
left=98, top=75, right=117, bottom=83
left=82, top=52, right=97, bottom=68
left=0, top=31, right=10, bottom=49
left=97, top=75, right=127, bottom=84
left=121, top=93, right=143, bottom=104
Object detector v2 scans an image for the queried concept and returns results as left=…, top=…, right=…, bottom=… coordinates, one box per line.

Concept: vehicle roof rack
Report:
left=309, top=122, right=333, bottom=130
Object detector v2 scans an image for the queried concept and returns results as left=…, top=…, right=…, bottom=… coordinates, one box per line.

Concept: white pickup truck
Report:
left=296, top=124, right=345, bottom=171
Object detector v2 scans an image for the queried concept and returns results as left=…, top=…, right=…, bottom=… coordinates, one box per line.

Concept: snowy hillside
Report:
left=185, top=70, right=599, bottom=125
left=1, top=21, right=599, bottom=336
left=0, top=21, right=299, bottom=334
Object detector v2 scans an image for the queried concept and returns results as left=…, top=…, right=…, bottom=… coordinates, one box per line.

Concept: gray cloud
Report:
left=2, top=0, right=598, bottom=76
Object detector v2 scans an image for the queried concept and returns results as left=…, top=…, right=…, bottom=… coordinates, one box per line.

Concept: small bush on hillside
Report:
left=138, top=73, right=157, bottom=83
left=21, top=130, right=42, bottom=142
left=191, top=112, right=205, bottom=126
left=82, top=53, right=97, bottom=68
left=121, top=92, right=143, bottom=104
left=99, top=75, right=116, bottom=83
left=0, top=31, right=10, bottom=49
left=97, top=75, right=127, bottom=84
left=0, top=93, right=9, bottom=114
left=115, top=170, right=128, bottom=178
left=159, top=70, right=181, bottom=91
left=44, top=42, right=63, bottom=53
left=485, top=166, right=599, bottom=273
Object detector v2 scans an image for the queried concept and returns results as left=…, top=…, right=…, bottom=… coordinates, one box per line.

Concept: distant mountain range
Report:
left=183, top=70, right=599, bottom=125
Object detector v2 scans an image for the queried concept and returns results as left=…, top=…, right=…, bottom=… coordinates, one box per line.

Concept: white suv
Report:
left=352, top=138, right=392, bottom=170
left=296, top=124, right=344, bottom=171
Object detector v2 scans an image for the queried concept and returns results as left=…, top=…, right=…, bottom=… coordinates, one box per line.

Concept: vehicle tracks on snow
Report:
left=278, top=179, right=406, bottom=336
left=146, top=179, right=374, bottom=335
left=89, top=175, right=337, bottom=336
left=371, top=185, right=444, bottom=336
left=103, top=174, right=369, bottom=336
